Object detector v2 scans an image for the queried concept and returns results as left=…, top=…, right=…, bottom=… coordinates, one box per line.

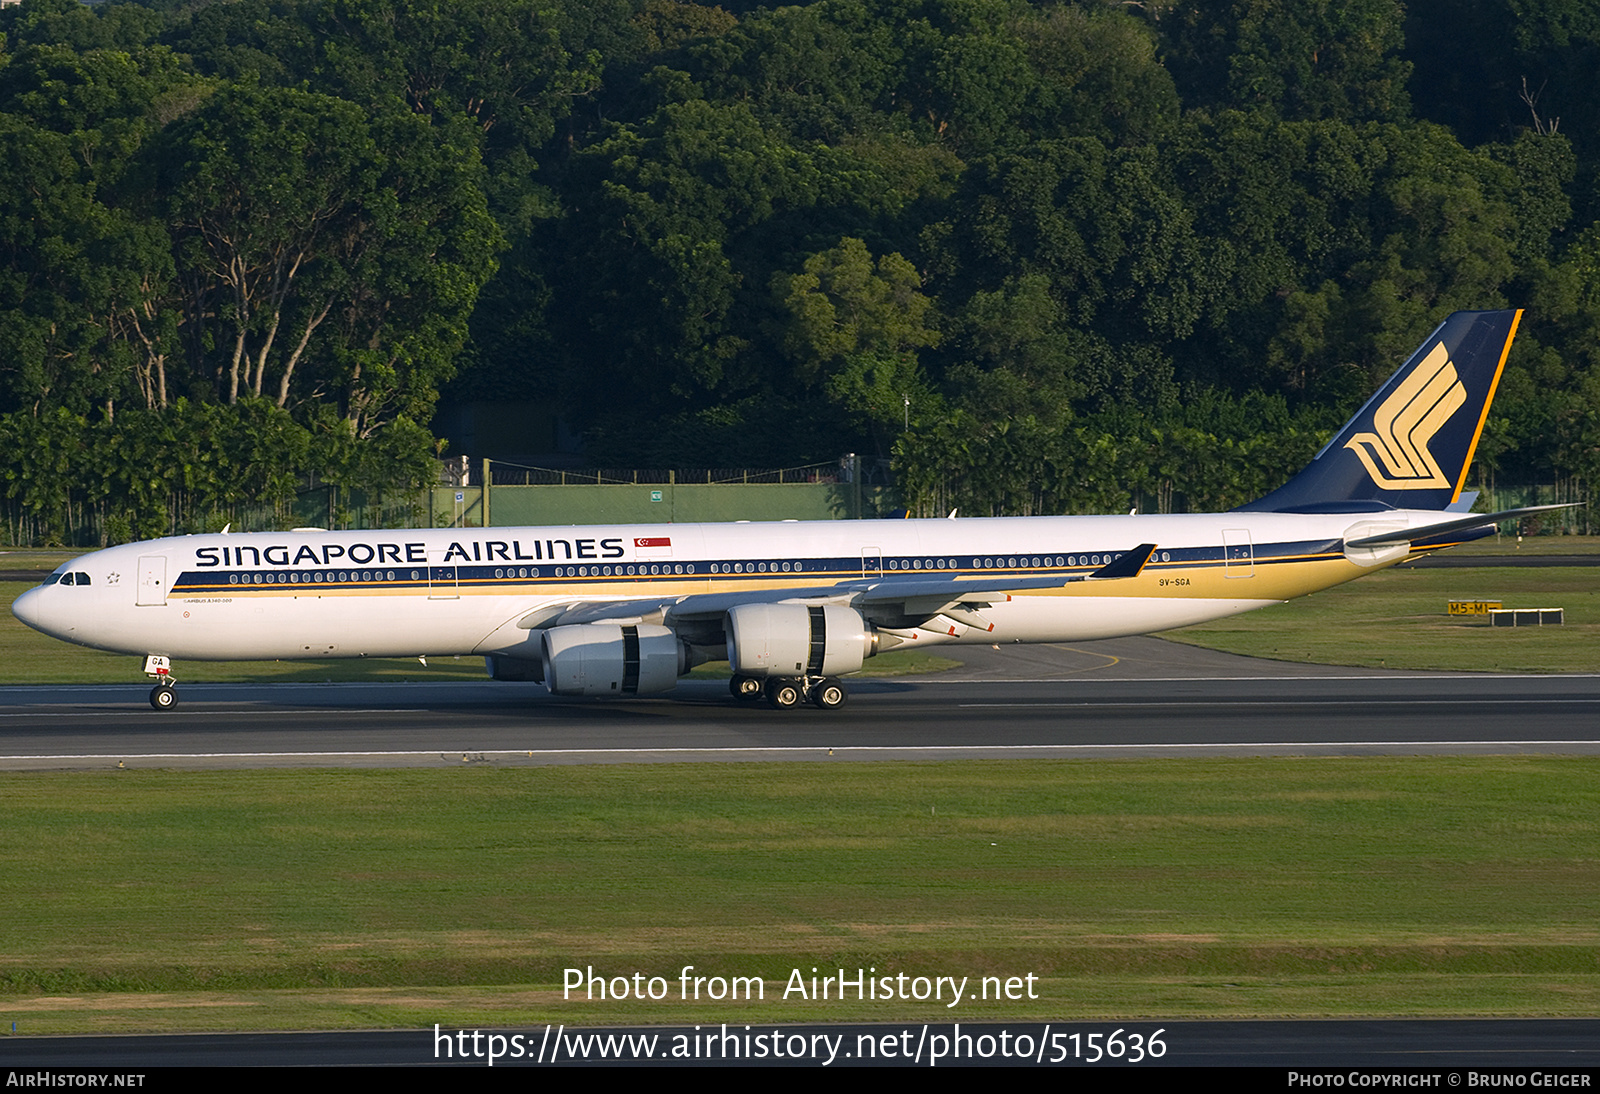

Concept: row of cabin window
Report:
left=194, top=549, right=1167, bottom=589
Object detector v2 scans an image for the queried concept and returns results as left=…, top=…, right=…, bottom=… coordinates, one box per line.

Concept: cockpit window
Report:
left=59, top=573, right=75, bottom=586
left=74, top=572, right=90, bottom=585
left=44, top=572, right=62, bottom=586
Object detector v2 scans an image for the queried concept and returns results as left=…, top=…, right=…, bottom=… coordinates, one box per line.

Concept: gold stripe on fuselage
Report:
left=169, top=547, right=1376, bottom=605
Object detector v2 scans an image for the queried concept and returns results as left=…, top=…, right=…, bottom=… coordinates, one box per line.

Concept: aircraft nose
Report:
left=11, top=585, right=58, bottom=638
left=12, top=585, right=44, bottom=630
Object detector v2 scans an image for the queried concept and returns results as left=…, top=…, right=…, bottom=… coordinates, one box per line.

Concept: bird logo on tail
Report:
left=1342, top=343, right=1467, bottom=490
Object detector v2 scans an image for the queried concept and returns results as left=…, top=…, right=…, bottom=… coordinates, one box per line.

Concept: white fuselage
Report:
left=12, top=508, right=1438, bottom=665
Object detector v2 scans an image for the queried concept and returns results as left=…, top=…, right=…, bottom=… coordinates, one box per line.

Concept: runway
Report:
left=3, top=638, right=1597, bottom=769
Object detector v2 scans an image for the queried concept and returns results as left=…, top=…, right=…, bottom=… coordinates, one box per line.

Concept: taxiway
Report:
left=1, top=638, right=1595, bottom=769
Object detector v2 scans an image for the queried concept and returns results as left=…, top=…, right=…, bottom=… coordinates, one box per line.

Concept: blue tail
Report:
left=1238, top=310, right=1521, bottom=513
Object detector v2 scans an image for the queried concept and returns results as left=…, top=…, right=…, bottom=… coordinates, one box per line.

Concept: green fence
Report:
left=24, top=458, right=1584, bottom=542
left=1474, top=480, right=1596, bottom=536
left=429, top=481, right=899, bottom=528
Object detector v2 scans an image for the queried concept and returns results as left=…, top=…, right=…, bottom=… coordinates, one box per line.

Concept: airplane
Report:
left=12, top=309, right=1570, bottom=712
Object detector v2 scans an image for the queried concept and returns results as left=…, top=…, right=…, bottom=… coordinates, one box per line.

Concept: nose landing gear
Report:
left=144, top=654, right=177, bottom=711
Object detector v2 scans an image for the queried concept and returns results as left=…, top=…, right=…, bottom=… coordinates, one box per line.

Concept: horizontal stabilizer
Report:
left=1343, top=504, right=1578, bottom=548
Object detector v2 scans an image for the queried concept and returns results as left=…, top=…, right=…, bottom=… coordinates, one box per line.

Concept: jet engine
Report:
left=724, top=602, right=874, bottom=678
left=540, top=623, right=688, bottom=696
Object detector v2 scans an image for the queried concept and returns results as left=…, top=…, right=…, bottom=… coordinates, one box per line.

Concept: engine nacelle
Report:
left=540, top=623, right=686, bottom=696
left=725, top=602, right=872, bottom=678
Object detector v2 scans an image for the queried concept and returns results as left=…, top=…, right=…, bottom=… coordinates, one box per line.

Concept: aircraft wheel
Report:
left=810, top=678, right=847, bottom=710
left=149, top=684, right=177, bottom=711
left=765, top=678, right=802, bottom=710
left=729, top=675, right=764, bottom=701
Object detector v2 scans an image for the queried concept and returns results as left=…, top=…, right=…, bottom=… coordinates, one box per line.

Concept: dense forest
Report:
left=2, top=0, right=1597, bottom=540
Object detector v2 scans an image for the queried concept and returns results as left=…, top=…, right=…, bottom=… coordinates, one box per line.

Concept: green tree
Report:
left=1012, top=5, right=1178, bottom=147
left=157, top=84, right=500, bottom=432
left=0, top=116, right=175, bottom=418
left=1162, top=0, right=1411, bottom=123
left=771, top=237, right=940, bottom=452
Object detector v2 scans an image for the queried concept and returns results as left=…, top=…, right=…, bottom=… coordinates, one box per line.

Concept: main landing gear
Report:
left=730, top=674, right=848, bottom=710
left=144, top=654, right=177, bottom=710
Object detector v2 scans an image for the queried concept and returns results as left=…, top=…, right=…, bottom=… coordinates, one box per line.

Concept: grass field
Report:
left=1169, top=564, right=1600, bottom=673
left=2, top=759, right=1598, bottom=1033
left=1415, top=534, right=1600, bottom=556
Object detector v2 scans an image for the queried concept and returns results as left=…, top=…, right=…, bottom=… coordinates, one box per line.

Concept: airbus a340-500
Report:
left=13, top=310, right=1563, bottom=711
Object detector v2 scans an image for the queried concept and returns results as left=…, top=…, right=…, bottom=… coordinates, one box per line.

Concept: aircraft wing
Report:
left=837, top=544, right=1157, bottom=631
left=1343, top=505, right=1578, bottom=548
left=516, top=545, right=1159, bottom=631
left=665, top=572, right=1070, bottom=622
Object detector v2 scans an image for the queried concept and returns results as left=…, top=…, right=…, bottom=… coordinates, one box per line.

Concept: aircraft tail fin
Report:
left=1238, top=310, right=1521, bottom=513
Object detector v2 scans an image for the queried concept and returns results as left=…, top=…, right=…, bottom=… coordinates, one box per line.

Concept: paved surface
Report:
left=926, top=634, right=1454, bottom=679
left=1, top=638, right=1595, bottom=769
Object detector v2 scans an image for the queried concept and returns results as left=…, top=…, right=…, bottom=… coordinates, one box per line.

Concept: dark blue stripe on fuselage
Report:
left=171, top=539, right=1346, bottom=595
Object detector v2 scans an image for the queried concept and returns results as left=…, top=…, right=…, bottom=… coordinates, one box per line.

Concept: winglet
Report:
left=1087, top=544, right=1158, bottom=580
